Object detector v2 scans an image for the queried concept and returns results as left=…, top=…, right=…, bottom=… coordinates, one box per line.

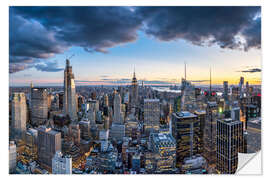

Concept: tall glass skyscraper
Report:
left=63, top=59, right=77, bottom=121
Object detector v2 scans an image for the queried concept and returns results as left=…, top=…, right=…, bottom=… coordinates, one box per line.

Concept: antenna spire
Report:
left=184, top=62, right=187, bottom=81
left=133, top=66, right=136, bottom=78
left=210, top=67, right=212, bottom=93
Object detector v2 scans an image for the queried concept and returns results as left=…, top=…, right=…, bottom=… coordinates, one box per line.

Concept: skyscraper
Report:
left=223, top=81, right=229, bottom=101
left=180, top=79, right=196, bottom=111
left=194, top=110, right=206, bottom=154
left=180, top=64, right=196, bottom=111
left=113, top=90, right=123, bottom=124
left=129, top=70, right=138, bottom=109
left=11, top=92, right=27, bottom=140
left=79, top=119, right=91, bottom=140
left=143, top=99, right=160, bottom=135
left=217, top=118, right=244, bottom=174
left=63, top=59, right=77, bottom=121
left=204, top=102, right=218, bottom=170
left=171, top=111, right=200, bottom=167
left=104, top=94, right=109, bottom=107
left=37, top=126, right=61, bottom=171
left=110, top=90, right=125, bottom=141
left=239, top=77, right=244, bottom=98
left=31, top=88, right=48, bottom=126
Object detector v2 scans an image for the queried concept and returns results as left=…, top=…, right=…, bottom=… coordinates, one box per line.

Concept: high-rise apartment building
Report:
left=63, top=59, right=77, bottom=121
left=144, top=99, right=160, bottom=136
left=31, top=88, right=48, bottom=126
left=37, top=126, right=61, bottom=171
left=11, top=92, right=27, bottom=140
left=217, top=118, right=244, bottom=174
left=52, top=151, right=72, bottom=174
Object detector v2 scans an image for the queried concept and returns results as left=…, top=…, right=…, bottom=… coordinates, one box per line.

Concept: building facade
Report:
left=11, top=92, right=27, bottom=140
left=217, top=118, right=244, bottom=174
left=144, top=99, right=160, bottom=135
left=203, top=102, right=218, bottom=168
left=52, top=151, right=72, bottom=174
left=31, top=88, right=48, bottom=126
left=149, top=133, right=176, bottom=173
left=9, top=141, right=17, bottom=173
left=171, top=111, right=200, bottom=167
left=129, top=71, right=138, bottom=109
left=63, top=59, right=77, bottom=121
left=37, top=126, right=61, bottom=171
left=113, top=91, right=123, bottom=124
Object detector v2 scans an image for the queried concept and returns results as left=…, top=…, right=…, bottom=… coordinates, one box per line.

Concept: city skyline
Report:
left=9, top=6, right=261, bottom=86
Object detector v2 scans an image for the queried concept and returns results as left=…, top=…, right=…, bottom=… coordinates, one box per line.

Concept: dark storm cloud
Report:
left=138, top=6, right=261, bottom=50
left=242, top=17, right=261, bottom=51
left=12, top=7, right=142, bottom=53
left=9, top=6, right=261, bottom=74
left=9, top=6, right=142, bottom=73
left=9, top=15, right=68, bottom=59
left=239, top=68, right=261, bottom=73
left=34, top=61, right=64, bottom=72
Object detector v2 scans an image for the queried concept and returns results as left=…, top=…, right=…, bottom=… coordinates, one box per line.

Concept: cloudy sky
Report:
left=9, top=6, right=261, bottom=86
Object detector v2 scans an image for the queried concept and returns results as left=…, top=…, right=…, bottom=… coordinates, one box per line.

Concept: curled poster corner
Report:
left=236, top=151, right=262, bottom=175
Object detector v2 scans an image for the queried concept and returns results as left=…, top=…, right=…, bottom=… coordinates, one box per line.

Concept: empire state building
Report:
left=63, top=59, right=77, bottom=121
left=129, top=70, right=138, bottom=109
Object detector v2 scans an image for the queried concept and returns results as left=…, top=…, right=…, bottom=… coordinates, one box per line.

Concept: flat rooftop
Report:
left=194, top=110, right=206, bottom=115
left=174, top=111, right=197, bottom=118
left=151, top=133, right=176, bottom=146
left=144, top=99, right=160, bottom=102
left=218, top=118, right=242, bottom=125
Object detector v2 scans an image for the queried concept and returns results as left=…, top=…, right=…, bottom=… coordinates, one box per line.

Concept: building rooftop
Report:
left=38, top=126, right=60, bottom=135
left=150, top=133, right=176, bottom=148
left=144, top=99, right=160, bottom=103
left=174, top=111, right=197, bottom=118
left=194, top=110, right=206, bottom=115
left=218, top=118, right=242, bottom=125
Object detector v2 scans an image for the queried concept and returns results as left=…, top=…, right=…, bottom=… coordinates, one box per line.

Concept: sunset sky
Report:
left=9, top=6, right=261, bottom=86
